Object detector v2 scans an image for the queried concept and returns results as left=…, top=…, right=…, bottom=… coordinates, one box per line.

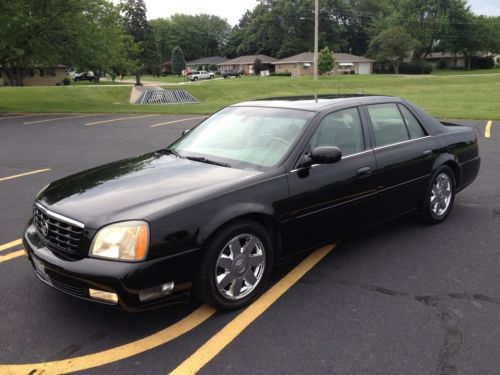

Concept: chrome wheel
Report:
left=215, top=233, right=265, bottom=300
left=430, top=172, right=452, bottom=217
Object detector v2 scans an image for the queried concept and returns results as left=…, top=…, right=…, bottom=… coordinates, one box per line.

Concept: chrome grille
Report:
left=33, top=204, right=84, bottom=255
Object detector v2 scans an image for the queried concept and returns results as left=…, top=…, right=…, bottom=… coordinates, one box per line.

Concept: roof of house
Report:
left=218, top=55, right=278, bottom=65
left=275, top=52, right=374, bottom=64
left=186, top=56, right=227, bottom=65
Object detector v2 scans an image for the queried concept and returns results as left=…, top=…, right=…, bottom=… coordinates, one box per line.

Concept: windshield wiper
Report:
left=186, top=156, right=231, bottom=168
left=160, top=148, right=184, bottom=158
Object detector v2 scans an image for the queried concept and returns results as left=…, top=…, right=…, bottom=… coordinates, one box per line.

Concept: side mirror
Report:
left=182, top=129, right=191, bottom=136
left=311, top=146, right=342, bottom=164
left=303, top=146, right=341, bottom=167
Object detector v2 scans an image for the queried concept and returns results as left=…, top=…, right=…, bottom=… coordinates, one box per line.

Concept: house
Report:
left=424, top=52, right=466, bottom=68
left=186, top=56, right=227, bottom=71
left=218, top=55, right=278, bottom=75
left=0, top=65, right=66, bottom=86
left=274, top=52, right=375, bottom=75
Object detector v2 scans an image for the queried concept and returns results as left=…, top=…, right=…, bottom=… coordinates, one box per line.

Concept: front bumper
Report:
left=23, top=223, right=199, bottom=311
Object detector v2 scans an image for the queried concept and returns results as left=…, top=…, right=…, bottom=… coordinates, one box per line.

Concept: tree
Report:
left=318, top=47, right=334, bottom=75
left=369, top=26, right=418, bottom=74
left=253, top=57, right=262, bottom=75
left=171, top=46, right=186, bottom=76
left=122, top=0, right=157, bottom=84
left=0, top=0, right=135, bottom=86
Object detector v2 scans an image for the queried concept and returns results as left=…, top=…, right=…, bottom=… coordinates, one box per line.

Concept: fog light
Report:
left=89, top=288, right=119, bottom=304
left=139, top=282, right=175, bottom=302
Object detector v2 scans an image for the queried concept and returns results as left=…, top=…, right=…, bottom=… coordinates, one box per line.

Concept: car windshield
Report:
left=169, top=106, right=313, bottom=171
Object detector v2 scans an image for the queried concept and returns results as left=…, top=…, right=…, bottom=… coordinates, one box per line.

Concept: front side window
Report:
left=367, top=103, right=410, bottom=147
left=309, top=107, right=364, bottom=157
left=170, top=106, right=313, bottom=170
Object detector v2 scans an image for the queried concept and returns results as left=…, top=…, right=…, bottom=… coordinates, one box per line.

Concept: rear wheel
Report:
left=193, top=220, right=272, bottom=310
left=418, top=165, right=455, bottom=224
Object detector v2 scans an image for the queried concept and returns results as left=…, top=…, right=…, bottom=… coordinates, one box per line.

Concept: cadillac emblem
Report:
left=41, top=221, right=49, bottom=237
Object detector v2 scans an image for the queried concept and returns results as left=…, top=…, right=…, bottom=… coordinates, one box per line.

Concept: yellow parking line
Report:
left=0, top=168, right=51, bottom=182
left=150, top=116, right=207, bottom=128
left=0, top=250, right=25, bottom=263
left=85, top=114, right=159, bottom=126
left=170, top=244, right=335, bottom=375
left=0, top=304, right=216, bottom=374
left=485, top=120, right=492, bottom=138
left=24, top=114, right=99, bottom=125
left=0, top=239, right=22, bottom=252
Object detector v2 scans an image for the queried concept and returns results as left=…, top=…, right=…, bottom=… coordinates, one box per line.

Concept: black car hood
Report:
left=38, top=152, right=260, bottom=229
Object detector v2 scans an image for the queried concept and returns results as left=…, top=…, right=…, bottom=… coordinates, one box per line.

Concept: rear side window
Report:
left=309, top=107, right=364, bottom=156
left=398, top=104, right=426, bottom=139
left=367, top=103, right=409, bottom=147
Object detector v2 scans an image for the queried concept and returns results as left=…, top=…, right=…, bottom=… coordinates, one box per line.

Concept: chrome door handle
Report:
left=356, top=166, right=372, bottom=176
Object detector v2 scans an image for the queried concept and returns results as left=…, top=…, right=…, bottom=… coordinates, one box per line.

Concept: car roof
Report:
left=232, top=94, right=400, bottom=112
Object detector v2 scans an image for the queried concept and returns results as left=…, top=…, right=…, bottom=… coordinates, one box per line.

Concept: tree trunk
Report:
left=135, top=69, right=142, bottom=86
left=4, top=67, right=25, bottom=86
left=393, top=61, right=400, bottom=74
left=94, top=70, right=102, bottom=83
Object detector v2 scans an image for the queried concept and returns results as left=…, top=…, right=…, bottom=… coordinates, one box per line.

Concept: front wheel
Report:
left=193, top=220, right=272, bottom=310
left=418, top=165, right=455, bottom=224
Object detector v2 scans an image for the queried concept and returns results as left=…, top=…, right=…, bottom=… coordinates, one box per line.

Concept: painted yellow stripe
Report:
left=0, top=239, right=22, bottom=252
left=170, top=244, right=335, bottom=375
left=85, top=114, right=159, bottom=126
left=24, top=114, right=99, bottom=125
left=0, top=305, right=215, bottom=374
left=0, top=250, right=25, bottom=263
left=485, top=120, right=492, bottom=138
left=150, top=116, right=207, bottom=128
left=0, top=168, right=51, bottom=182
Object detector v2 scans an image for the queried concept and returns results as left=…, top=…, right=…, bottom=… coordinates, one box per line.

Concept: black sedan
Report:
left=23, top=95, right=480, bottom=311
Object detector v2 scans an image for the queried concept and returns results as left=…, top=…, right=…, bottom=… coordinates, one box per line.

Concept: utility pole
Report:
left=313, top=0, right=319, bottom=81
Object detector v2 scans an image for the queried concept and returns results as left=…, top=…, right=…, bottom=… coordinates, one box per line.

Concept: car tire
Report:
left=194, top=77, right=198, bottom=81
left=418, top=165, right=456, bottom=224
left=193, top=220, right=273, bottom=310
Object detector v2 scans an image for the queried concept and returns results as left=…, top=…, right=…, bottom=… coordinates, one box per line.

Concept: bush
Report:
left=374, top=61, right=432, bottom=74
left=270, top=72, right=291, bottom=76
left=63, top=77, right=71, bottom=85
left=437, top=59, right=448, bottom=69
left=471, top=56, right=495, bottom=69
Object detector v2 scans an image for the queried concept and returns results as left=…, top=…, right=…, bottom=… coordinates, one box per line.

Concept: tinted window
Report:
left=367, top=103, right=409, bottom=147
left=309, top=108, right=364, bottom=156
left=398, top=104, right=426, bottom=139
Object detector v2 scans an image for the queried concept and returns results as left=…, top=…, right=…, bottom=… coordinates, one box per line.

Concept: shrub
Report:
left=437, top=59, right=448, bottom=69
left=471, top=56, right=495, bottom=69
left=63, top=77, right=71, bottom=85
left=270, top=72, right=292, bottom=76
left=373, top=61, right=432, bottom=74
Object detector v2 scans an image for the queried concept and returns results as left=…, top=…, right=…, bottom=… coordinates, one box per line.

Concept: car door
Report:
left=281, top=107, right=378, bottom=255
left=363, top=102, right=439, bottom=219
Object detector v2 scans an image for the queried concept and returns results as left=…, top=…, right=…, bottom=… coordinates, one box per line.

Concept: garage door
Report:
left=358, top=63, right=371, bottom=74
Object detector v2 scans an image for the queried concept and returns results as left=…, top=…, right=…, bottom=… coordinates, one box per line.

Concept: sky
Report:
left=141, top=0, right=500, bottom=25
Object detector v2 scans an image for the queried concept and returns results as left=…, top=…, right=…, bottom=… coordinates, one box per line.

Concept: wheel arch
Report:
left=432, top=154, right=460, bottom=187
left=199, top=207, right=282, bottom=267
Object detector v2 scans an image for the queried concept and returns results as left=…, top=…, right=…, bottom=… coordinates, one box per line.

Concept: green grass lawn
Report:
left=1, top=74, right=499, bottom=119
left=431, top=68, right=500, bottom=75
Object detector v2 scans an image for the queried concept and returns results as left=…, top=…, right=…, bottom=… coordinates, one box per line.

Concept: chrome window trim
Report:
left=373, top=135, right=432, bottom=151
left=35, top=202, right=85, bottom=228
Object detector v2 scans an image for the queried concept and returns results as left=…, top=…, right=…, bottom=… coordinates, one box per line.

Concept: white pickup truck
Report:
left=188, top=70, right=215, bottom=81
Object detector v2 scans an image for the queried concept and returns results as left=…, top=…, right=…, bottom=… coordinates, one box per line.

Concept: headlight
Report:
left=90, top=221, right=149, bottom=261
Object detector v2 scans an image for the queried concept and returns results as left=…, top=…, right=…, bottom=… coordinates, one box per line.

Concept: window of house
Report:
left=309, top=107, right=364, bottom=156
left=23, top=69, right=34, bottom=77
left=43, top=68, right=56, bottom=76
left=367, top=103, right=409, bottom=147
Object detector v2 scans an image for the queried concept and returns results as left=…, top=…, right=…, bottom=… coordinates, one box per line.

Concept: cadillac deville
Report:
left=23, top=95, right=480, bottom=310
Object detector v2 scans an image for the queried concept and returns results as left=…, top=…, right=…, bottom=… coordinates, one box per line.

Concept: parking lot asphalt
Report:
left=0, top=114, right=498, bottom=374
